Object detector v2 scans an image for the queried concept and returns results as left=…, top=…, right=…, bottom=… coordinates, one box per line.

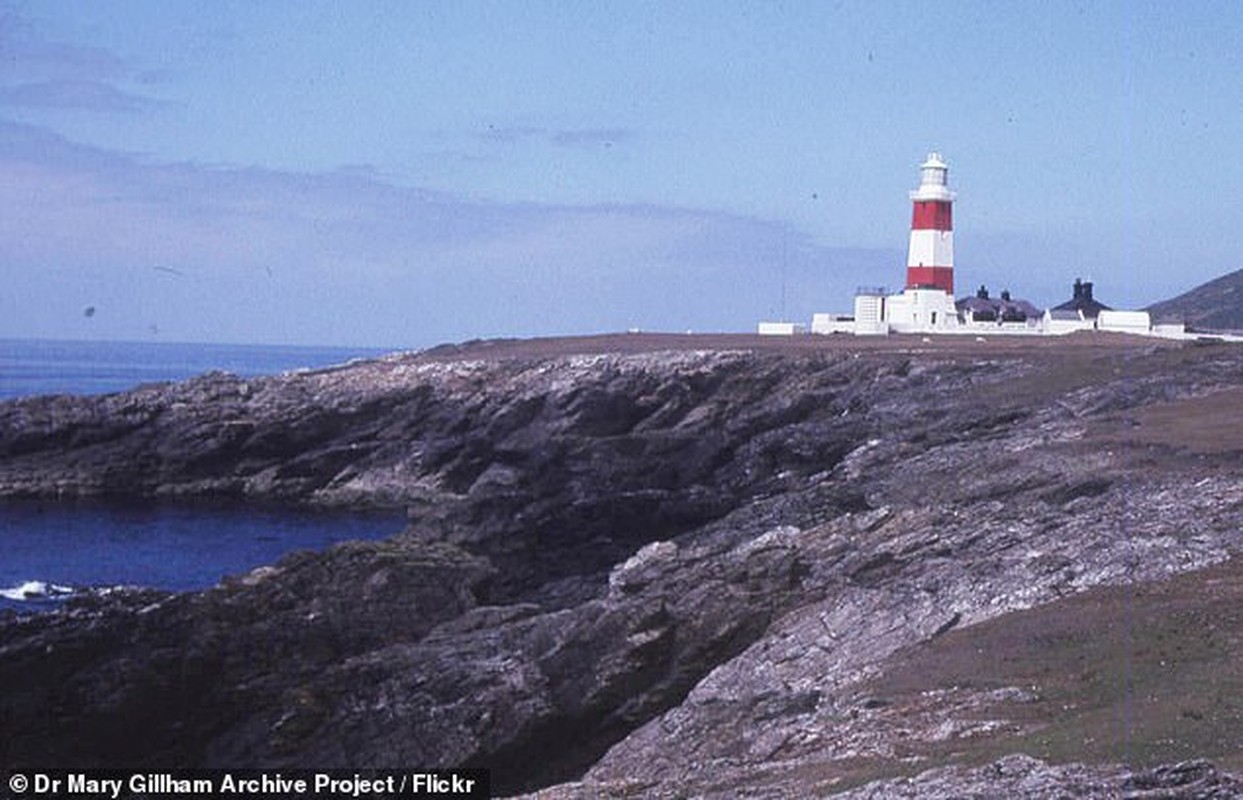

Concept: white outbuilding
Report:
left=1097, top=310, right=1152, bottom=334
left=757, top=321, right=807, bottom=336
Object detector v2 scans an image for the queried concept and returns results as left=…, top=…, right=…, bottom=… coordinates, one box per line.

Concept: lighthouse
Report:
left=905, top=152, right=955, bottom=294
left=798, top=149, right=1166, bottom=339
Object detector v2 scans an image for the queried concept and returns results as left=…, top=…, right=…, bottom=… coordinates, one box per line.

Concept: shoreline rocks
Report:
left=2, top=336, right=1242, bottom=796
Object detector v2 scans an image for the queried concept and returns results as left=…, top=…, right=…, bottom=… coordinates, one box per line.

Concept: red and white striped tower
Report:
left=905, top=152, right=956, bottom=294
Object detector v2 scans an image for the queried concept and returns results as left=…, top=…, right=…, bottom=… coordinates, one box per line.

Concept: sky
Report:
left=2, top=1, right=1241, bottom=347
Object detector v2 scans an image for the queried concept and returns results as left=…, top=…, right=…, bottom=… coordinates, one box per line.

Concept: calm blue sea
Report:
left=0, top=338, right=394, bottom=401
left=0, top=339, right=407, bottom=613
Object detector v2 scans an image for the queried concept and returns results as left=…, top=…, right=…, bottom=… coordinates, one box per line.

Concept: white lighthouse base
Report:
left=883, top=288, right=960, bottom=333
left=798, top=283, right=1214, bottom=340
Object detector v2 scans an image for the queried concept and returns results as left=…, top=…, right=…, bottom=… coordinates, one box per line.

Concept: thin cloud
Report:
left=549, top=128, right=636, bottom=148
left=0, top=9, right=126, bottom=80
left=0, top=120, right=890, bottom=345
left=478, top=125, right=546, bottom=144
left=0, top=8, right=161, bottom=113
left=0, top=80, right=160, bottom=113
left=8, top=37, right=129, bottom=81
left=476, top=126, right=638, bottom=148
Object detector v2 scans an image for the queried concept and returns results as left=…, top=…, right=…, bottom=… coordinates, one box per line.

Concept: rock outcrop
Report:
left=2, top=333, right=1242, bottom=797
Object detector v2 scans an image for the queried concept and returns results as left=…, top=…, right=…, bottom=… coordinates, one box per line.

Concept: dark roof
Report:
left=999, top=298, right=1043, bottom=320
left=956, top=286, right=1042, bottom=321
left=957, top=297, right=996, bottom=315
left=1052, top=278, right=1111, bottom=318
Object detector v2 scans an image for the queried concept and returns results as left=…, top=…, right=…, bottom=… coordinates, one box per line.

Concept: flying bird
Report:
left=83, top=305, right=96, bottom=318
left=153, top=265, right=186, bottom=278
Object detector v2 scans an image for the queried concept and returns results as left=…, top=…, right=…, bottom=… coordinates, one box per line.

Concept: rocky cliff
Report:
left=1, top=332, right=1241, bottom=797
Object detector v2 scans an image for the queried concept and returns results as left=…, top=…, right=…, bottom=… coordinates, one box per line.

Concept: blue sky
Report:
left=2, top=1, right=1241, bottom=346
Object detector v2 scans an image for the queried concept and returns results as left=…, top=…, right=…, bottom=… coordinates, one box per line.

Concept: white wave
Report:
left=0, top=580, right=75, bottom=601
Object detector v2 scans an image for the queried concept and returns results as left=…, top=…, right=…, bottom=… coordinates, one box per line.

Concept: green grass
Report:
left=861, top=558, right=1243, bottom=776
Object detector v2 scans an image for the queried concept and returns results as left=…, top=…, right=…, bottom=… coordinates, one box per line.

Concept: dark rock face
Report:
left=2, top=335, right=1242, bottom=797
left=0, top=350, right=879, bottom=603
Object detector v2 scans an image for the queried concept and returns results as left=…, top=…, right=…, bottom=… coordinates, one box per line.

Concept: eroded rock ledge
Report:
left=2, top=334, right=1241, bottom=797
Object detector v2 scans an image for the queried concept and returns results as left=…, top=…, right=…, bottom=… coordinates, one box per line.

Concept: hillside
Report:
left=1147, top=268, right=1243, bottom=331
left=1, top=332, right=1241, bottom=798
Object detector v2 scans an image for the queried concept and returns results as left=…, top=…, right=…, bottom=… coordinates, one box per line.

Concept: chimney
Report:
left=1082, top=281, right=1094, bottom=301
left=1072, top=278, right=1083, bottom=299
left=1000, top=289, right=1012, bottom=302
left=976, top=285, right=989, bottom=299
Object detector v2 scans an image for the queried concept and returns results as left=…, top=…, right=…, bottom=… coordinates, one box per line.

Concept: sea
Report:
left=0, top=338, right=408, bottom=613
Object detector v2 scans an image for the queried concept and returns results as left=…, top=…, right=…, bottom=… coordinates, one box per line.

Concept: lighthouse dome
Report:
left=910, top=151, right=955, bottom=202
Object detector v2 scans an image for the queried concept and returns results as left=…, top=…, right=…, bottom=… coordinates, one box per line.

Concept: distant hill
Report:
left=1147, top=268, right=1243, bottom=331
